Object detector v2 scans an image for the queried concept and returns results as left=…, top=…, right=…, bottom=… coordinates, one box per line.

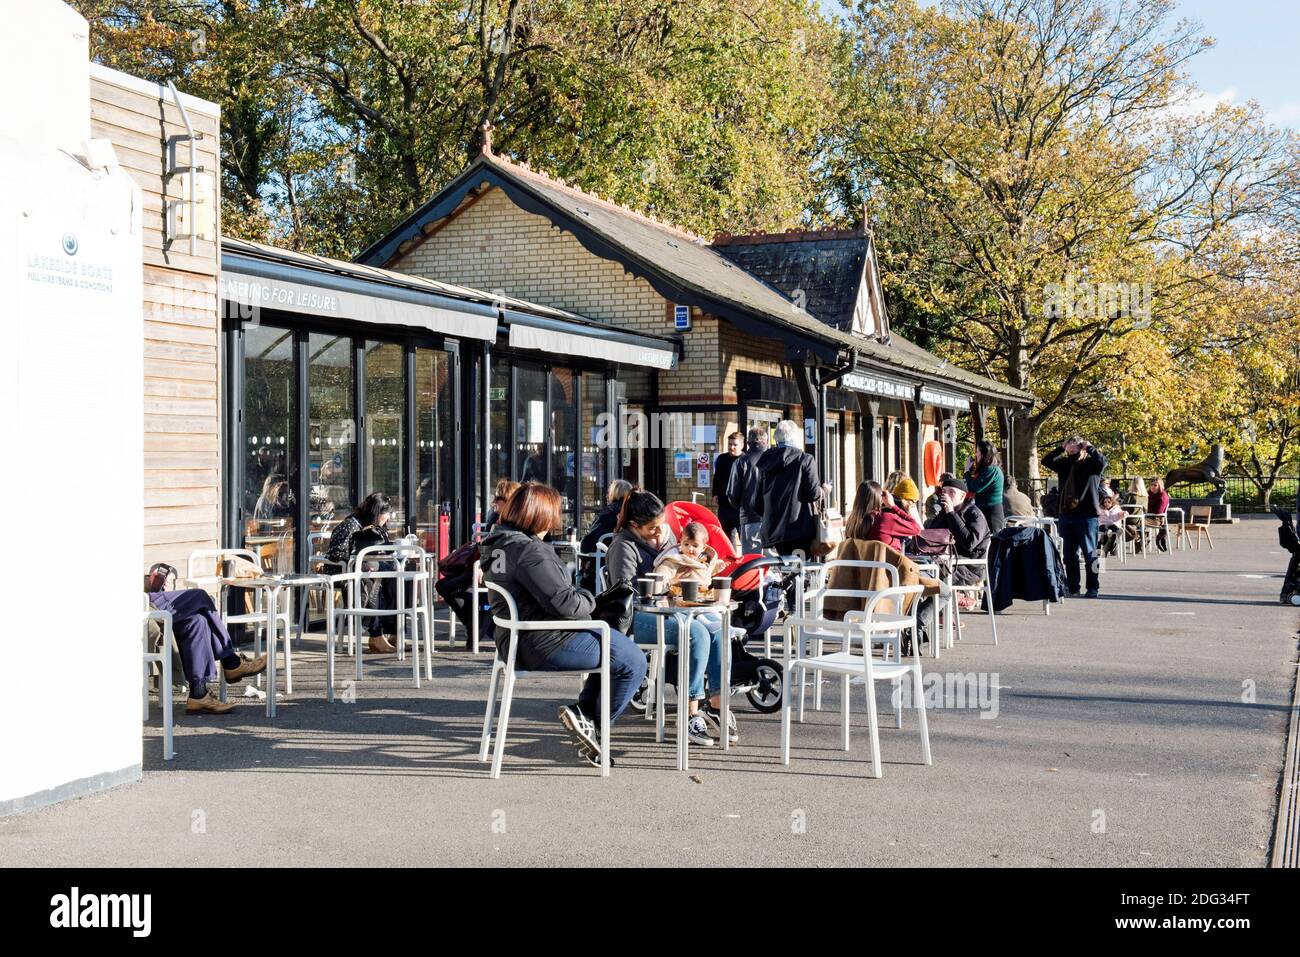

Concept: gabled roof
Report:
left=712, top=229, right=867, bottom=332
left=355, top=152, right=1032, bottom=407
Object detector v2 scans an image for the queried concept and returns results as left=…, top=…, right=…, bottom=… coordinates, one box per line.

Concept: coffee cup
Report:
left=681, top=579, right=700, bottom=602
left=711, top=576, right=732, bottom=603
left=636, top=577, right=656, bottom=599
left=221, top=558, right=235, bottom=580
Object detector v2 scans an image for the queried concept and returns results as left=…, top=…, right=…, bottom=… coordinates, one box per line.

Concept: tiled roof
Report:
left=356, top=152, right=1033, bottom=407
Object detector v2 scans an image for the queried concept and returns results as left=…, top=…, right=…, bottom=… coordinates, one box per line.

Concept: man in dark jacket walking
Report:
left=712, top=431, right=744, bottom=537
left=1042, top=435, right=1108, bottom=597
left=755, top=419, right=827, bottom=557
left=727, top=427, right=768, bottom=553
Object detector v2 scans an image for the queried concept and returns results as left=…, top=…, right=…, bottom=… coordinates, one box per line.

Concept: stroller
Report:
left=658, top=501, right=787, bottom=713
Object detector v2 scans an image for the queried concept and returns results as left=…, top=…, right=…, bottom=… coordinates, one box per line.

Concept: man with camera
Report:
left=1043, top=435, right=1109, bottom=598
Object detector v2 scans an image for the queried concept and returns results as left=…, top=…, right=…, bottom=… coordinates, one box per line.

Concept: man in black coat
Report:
left=925, top=478, right=991, bottom=587
left=712, top=431, right=744, bottom=537
left=1042, top=435, right=1108, bottom=597
left=726, top=427, right=769, bottom=553
left=755, top=420, right=827, bottom=557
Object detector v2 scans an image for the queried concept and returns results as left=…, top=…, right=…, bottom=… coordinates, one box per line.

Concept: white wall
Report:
left=0, top=0, right=144, bottom=812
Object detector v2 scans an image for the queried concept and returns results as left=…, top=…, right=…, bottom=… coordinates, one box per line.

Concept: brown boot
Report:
left=368, top=635, right=397, bottom=654
left=186, top=691, right=235, bottom=714
left=223, top=654, right=268, bottom=683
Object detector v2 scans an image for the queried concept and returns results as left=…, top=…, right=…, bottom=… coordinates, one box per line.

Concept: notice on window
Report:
left=674, top=453, right=692, bottom=478
left=697, top=467, right=711, bottom=488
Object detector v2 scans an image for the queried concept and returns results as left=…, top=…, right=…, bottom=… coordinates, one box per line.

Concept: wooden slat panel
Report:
left=144, top=542, right=218, bottom=569
left=147, top=503, right=219, bottom=523
left=89, top=79, right=219, bottom=134
left=144, top=320, right=218, bottom=347
left=145, top=522, right=220, bottom=546
left=144, top=358, right=218, bottom=382
left=144, top=414, right=218, bottom=435
left=145, top=449, right=218, bottom=469
left=145, top=468, right=218, bottom=488
left=144, top=396, right=217, bottom=417
left=145, top=487, right=220, bottom=507
left=144, top=340, right=214, bottom=364
left=143, top=300, right=218, bottom=327
left=143, top=379, right=217, bottom=400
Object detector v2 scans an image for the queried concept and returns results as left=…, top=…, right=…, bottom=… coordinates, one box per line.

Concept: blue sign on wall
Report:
left=673, top=304, right=691, bottom=330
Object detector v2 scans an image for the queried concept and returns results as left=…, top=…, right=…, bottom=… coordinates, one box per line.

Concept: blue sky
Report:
left=1171, top=0, right=1299, bottom=130
left=871, top=1, right=1299, bottom=130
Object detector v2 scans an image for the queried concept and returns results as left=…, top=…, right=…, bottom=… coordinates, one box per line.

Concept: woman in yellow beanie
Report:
left=886, top=470, right=922, bottom=523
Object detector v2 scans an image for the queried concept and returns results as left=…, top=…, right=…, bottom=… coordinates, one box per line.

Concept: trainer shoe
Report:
left=700, top=703, right=738, bottom=744
left=558, top=704, right=601, bottom=760
left=687, top=713, right=715, bottom=747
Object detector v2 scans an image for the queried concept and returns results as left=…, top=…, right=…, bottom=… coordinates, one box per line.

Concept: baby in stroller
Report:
left=654, top=522, right=725, bottom=587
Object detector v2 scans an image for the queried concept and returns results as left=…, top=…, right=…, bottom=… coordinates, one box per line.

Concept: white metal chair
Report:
left=780, top=584, right=930, bottom=778
left=479, top=581, right=612, bottom=778
left=582, top=533, right=614, bottom=592
left=325, top=543, right=433, bottom=697
left=141, top=600, right=175, bottom=761
left=799, top=560, right=900, bottom=712
left=949, top=554, right=999, bottom=645
left=912, top=560, right=955, bottom=655
left=186, top=548, right=294, bottom=692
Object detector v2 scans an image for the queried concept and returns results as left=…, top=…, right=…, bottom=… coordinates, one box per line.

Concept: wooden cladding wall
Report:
left=89, top=67, right=221, bottom=569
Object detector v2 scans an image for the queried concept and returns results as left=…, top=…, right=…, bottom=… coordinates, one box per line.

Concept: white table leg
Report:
left=720, top=605, right=731, bottom=752
left=266, top=585, right=278, bottom=718
left=677, top=612, right=689, bottom=772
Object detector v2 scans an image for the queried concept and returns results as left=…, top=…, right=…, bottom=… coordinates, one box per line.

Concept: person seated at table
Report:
left=606, top=490, right=735, bottom=746
left=924, top=478, right=991, bottom=608
left=1123, top=476, right=1148, bottom=511
left=1003, top=475, right=1035, bottom=518
left=885, top=470, right=922, bottom=523
left=578, top=479, right=633, bottom=590
left=1145, top=477, right=1170, bottom=551
left=845, top=480, right=924, bottom=552
left=325, top=492, right=398, bottom=654
left=480, top=483, right=645, bottom=768
left=924, top=472, right=955, bottom=519
left=484, top=478, right=521, bottom=532
left=1097, top=493, right=1127, bottom=556
left=253, top=472, right=295, bottom=526
left=146, top=565, right=267, bottom=714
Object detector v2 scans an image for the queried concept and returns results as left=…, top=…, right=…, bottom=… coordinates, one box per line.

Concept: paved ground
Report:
left=4, top=518, right=1297, bottom=866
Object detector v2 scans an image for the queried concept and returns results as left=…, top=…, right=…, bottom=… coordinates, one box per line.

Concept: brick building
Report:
left=357, top=144, right=1032, bottom=523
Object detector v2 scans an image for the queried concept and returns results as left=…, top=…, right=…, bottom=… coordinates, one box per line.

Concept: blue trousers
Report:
left=148, top=588, right=239, bottom=692
left=632, top=611, right=723, bottom=699
left=534, top=628, right=646, bottom=723
left=1058, top=514, right=1100, bottom=593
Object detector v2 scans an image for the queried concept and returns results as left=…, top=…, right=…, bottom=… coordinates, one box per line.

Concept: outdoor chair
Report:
left=142, top=599, right=176, bottom=761
left=187, top=548, right=294, bottom=693
left=325, top=543, right=434, bottom=698
left=1189, top=506, right=1215, bottom=549
left=479, top=581, right=612, bottom=778
left=780, top=584, right=930, bottom=778
left=949, top=554, right=999, bottom=645
left=799, top=560, right=900, bottom=714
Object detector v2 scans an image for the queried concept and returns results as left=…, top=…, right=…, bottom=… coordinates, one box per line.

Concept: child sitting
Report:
left=653, top=521, right=725, bottom=588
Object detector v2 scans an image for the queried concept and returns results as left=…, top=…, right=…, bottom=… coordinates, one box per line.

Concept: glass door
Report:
left=242, top=324, right=296, bottom=573
left=307, top=333, right=355, bottom=536
left=415, top=347, right=456, bottom=558
left=364, top=341, right=406, bottom=529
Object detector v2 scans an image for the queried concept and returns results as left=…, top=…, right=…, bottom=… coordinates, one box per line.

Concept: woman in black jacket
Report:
left=325, top=492, right=398, bottom=653
left=756, top=419, right=828, bottom=557
left=578, top=479, right=633, bottom=590
left=481, top=483, right=646, bottom=767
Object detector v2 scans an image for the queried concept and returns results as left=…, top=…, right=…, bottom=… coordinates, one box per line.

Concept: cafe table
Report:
left=215, top=575, right=289, bottom=717
left=634, top=595, right=737, bottom=770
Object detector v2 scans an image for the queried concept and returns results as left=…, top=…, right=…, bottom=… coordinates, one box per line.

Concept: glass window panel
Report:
left=243, top=325, right=296, bottom=572
left=490, top=359, right=511, bottom=495
left=580, top=374, right=609, bottom=533
left=364, top=341, right=405, bottom=528
left=308, top=333, right=354, bottom=536
left=415, top=348, right=455, bottom=559
left=550, top=368, right=579, bottom=531
left=516, top=364, right=547, bottom=485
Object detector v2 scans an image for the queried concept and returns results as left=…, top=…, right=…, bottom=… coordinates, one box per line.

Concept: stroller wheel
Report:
left=745, top=659, right=784, bottom=714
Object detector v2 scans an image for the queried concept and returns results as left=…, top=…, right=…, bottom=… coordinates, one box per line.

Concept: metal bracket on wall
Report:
left=162, top=80, right=206, bottom=256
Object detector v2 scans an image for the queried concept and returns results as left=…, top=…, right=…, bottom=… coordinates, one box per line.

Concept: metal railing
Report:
left=1016, top=475, right=1298, bottom=513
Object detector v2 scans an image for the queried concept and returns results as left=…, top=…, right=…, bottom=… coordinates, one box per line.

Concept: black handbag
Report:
left=591, top=580, right=636, bottom=635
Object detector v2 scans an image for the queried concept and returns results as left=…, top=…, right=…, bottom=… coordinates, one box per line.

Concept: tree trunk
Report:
left=1013, top=415, right=1041, bottom=496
